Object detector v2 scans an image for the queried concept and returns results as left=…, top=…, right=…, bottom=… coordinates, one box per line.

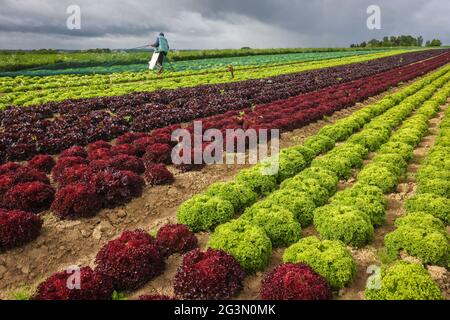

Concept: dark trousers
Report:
left=157, top=52, right=167, bottom=66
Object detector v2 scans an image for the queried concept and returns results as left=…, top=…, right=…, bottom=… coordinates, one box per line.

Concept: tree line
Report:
left=351, top=35, right=442, bottom=48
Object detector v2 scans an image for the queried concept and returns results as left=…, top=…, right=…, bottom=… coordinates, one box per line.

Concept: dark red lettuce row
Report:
left=27, top=155, right=56, bottom=173
left=31, top=225, right=197, bottom=298
left=173, top=248, right=245, bottom=300
left=3, top=133, right=174, bottom=219
left=0, top=163, right=55, bottom=213
left=32, top=266, right=114, bottom=300
left=51, top=183, right=102, bottom=219
left=189, top=52, right=450, bottom=137
left=0, top=209, right=43, bottom=251
left=2, top=182, right=55, bottom=213
left=95, top=230, right=165, bottom=291
left=260, top=263, right=332, bottom=300
left=156, top=224, right=198, bottom=258
left=171, top=51, right=450, bottom=164
left=1, top=50, right=448, bottom=163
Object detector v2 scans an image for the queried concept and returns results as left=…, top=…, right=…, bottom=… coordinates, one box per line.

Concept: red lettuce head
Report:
left=133, top=137, right=156, bottom=156
left=156, top=224, right=198, bottom=257
left=151, top=133, right=175, bottom=146
left=144, top=163, right=174, bottom=186
left=109, top=154, right=145, bottom=175
left=3, top=182, right=55, bottom=213
left=110, top=144, right=138, bottom=157
left=51, top=183, right=103, bottom=219
left=0, top=167, right=50, bottom=203
left=33, top=266, right=114, bottom=300
left=116, top=132, right=148, bottom=145
left=57, top=164, right=90, bottom=186
left=10, top=166, right=50, bottom=185
left=27, top=155, right=56, bottom=173
left=152, top=124, right=181, bottom=137
left=88, top=160, right=111, bottom=173
left=89, top=169, right=144, bottom=208
left=88, top=140, right=111, bottom=152
left=0, top=162, right=23, bottom=175
left=52, top=156, right=89, bottom=182
left=143, top=143, right=172, bottom=165
left=88, top=148, right=113, bottom=161
left=95, top=230, right=164, bottom=290
left=59, top=146, right=88, bottom=159
left=174, top=248, right=245, bottom=300
left=0, top=209, right=43, bottom=250
left=260, top=263, right=332, bottom=300
left=0, top=174, right=14, bottom=198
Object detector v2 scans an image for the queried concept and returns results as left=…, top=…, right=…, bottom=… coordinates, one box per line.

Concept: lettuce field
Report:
left=0, top=47, right=449, bottom=302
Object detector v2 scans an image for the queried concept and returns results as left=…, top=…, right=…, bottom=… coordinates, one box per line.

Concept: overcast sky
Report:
left=0, top=0, right=448, bottom=50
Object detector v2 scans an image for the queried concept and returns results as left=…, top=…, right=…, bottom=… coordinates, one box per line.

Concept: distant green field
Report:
left=0, top=49, right=409, bottom=108
left=0, top=46, right=411, bottom=73
left=0, top=49, right=393, bottom=77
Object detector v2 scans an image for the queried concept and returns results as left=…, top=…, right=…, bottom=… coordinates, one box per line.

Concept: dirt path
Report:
left=0, top=77, right=440, bottom=299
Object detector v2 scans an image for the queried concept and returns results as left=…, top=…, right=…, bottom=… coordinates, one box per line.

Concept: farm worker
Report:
left=150, top=32, right=170, bottom=74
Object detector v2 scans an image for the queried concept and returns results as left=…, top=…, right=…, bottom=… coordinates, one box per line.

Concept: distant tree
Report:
left=85, top=48, right=112, bottom=53
left=390, top=36, right=400, bottom=46
left=382, top=36, right=392, bottom=47
left=240, top=47, right=252, bottom=50
left=426, top=39, right=442, bottom=47
left=368, top=39, right=381, bottom=47
left=350, top=35, right=439, bottom=48
left=417, top=36, right=424, bottom=47
left=31, top=49, right=57, bottom=54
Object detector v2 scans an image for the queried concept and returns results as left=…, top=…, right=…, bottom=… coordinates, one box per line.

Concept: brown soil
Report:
left=0, top=76, right=448, bottom=300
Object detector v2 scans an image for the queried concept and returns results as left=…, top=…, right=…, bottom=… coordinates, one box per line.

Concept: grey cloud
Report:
left=0, top=0, right=448, bottom=49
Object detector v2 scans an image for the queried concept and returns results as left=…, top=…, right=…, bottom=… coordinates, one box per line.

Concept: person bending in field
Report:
left=150, top=32, right=170, bottom=74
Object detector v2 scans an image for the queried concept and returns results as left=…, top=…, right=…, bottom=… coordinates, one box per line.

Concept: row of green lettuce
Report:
left=285, top=82, right=449, bottom=297
left=377, top=96, right=450, bottom=269
left=207, top=70, right=450, bottom=296
left=365, top=83, right=450, bottom=300
left=175, top=66, right=450, bottom=297
left=314, top=79, right=450, bottom=248
left=0, top=50, right=408, bottom=109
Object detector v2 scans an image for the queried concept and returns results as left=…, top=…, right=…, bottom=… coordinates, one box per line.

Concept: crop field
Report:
left=0, top=48, right=396, bottom=77
left=0, top=47, right=402, bottom=73
left=0, top=49, right=413, bottom=107
left=0, top=47, right=449, bottom=302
